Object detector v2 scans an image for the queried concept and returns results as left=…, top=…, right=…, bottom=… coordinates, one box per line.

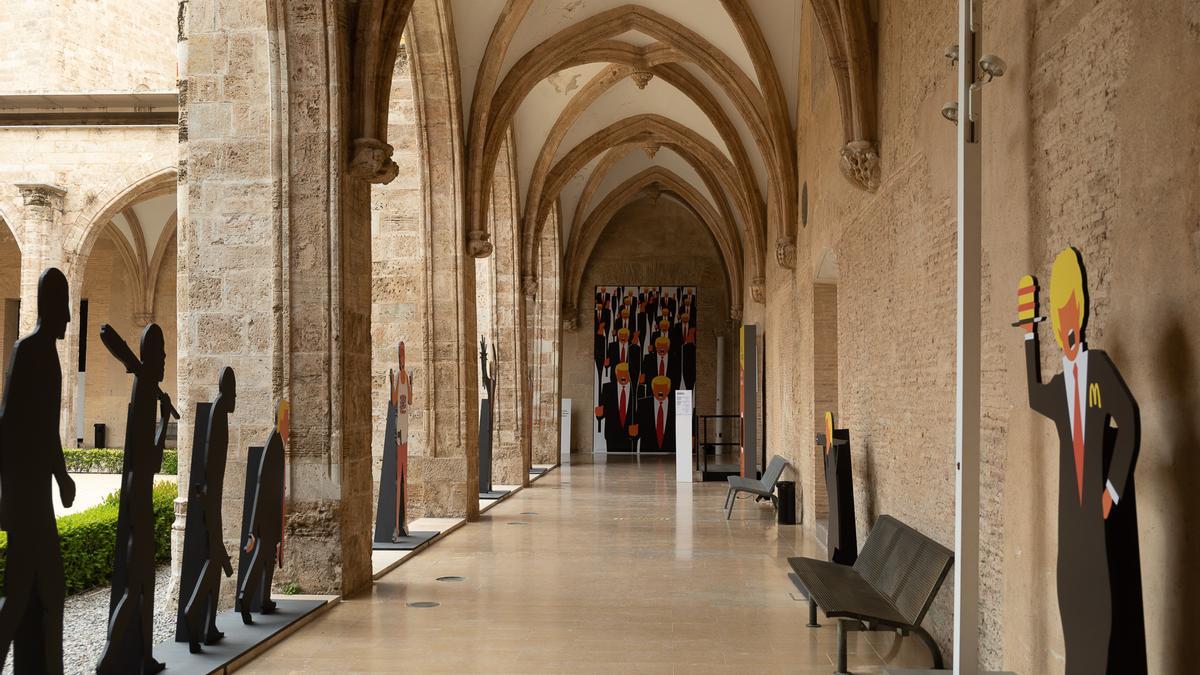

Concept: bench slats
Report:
left=789, top=515, right=953, bottom=629
left=789, top=557, right=907, bottom=625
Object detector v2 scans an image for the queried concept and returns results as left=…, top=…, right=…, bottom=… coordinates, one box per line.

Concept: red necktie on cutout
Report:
left=659, top=357, right=665, bottom=377
left=619, top=387, right=627, bottom=428
left=656, top=403, right=665, bottom=447
left=1072, top=364, right=1085, bottom=505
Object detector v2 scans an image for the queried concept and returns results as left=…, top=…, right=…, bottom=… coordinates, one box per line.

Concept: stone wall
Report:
left=0, top=224, right=19, bottom=380
left=563, top=195, right=737, bottom=452
left=766, top=0, right=1200, bottom=670
left=0, top=0, right=176, bottom=93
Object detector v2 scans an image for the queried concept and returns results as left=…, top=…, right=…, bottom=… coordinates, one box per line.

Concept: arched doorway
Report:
left=0, top=217, right=20, bottom=384
left=76, top=189, right=177, bottom=449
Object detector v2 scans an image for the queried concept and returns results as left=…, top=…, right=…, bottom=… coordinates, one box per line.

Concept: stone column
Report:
left=14, top=184, right=67, bottom=333
left=402, top=0, right=480, bottom=523
left=15, top=183, right=74, bottom=442
left=487, top=139, right=531, bottom=486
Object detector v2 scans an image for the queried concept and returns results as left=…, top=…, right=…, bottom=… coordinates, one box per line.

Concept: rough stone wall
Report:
left=770, top=0, right=1200, bottom=670
left=177, top=0, right=280, bottom=598
left=0, top=0, right=176, bottom=93
left=563, top=196, right=737, bottom=452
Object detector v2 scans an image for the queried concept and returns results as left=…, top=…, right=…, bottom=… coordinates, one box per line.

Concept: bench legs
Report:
left=835, top=619, right=851, bottom=675
left=724, top=488, right=736, bottom=519
left=808, top=594, right=819, bottom=627
left=911, top=625, right=944, bottom=669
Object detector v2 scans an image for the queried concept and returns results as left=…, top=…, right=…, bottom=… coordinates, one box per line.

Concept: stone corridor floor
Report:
left=243, top=455, right=936, bottom=674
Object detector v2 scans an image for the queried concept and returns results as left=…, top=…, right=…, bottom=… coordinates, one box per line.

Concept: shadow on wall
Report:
left=858, top=439, right=877, bottom=526
left=1158, top=316, right=1200, bottom=672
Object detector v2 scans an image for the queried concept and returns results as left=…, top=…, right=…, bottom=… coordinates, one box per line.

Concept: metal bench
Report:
left=788, top=515, right=954, bottom=674
left=723, top=455, right=788, bottom=519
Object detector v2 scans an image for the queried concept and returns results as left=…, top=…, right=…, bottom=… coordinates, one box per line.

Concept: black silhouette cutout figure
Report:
left=176, top=368, right=236, bottom=653
left=375, top=344, right=414, bottom=544
left=1019, top=248, right=1145, bottom=674
left=478, top=338, right=497, bottom=494
left=820, top=412, right=857, bottom=566
left=236, top=401, right=288, bottom=625
left=0, top=268, right=76, bottom=674
left=96, top=323, right=176, bottom=675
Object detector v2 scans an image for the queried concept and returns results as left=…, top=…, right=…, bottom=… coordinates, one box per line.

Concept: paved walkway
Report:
left=242, top=455, right=936, bottom=673
left=55, top=472, right=173, bottom=516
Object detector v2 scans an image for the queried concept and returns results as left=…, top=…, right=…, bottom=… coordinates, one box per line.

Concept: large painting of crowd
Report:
left=592, top=286, right=697, bottom=452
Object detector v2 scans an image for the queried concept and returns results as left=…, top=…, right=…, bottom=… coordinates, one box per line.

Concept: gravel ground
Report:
left=3, top=565, right=175, bottom=675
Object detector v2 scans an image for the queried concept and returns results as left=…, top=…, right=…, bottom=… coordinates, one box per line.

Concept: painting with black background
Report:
left=592, top=285, right=697, bottom=452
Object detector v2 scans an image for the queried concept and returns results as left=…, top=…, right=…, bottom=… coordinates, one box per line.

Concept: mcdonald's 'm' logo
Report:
left=1089, top=382, right=1102, bottom=408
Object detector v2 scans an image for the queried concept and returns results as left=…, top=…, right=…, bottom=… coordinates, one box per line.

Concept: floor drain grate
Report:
left=407, top=601, right=440, bottom=608
left=507, top=521, right=529, bottom=525
left=436, top=576, right=465, bottom=583
left=520, top=512, right=538, bottom=516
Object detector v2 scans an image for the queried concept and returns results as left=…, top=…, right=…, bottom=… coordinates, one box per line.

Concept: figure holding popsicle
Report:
left=1017, top=247, right=1145, bottom=674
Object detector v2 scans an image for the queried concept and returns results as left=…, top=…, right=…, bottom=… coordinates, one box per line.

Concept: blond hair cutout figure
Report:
left=1018, top=246, right=1145, bottom=674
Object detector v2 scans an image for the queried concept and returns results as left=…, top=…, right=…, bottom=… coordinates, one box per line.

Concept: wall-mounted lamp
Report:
left=942, top=101, right=960, bottom=124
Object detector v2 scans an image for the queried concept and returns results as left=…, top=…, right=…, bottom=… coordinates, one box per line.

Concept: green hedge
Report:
left=0, top=481, right=177, bottom=595
left=63, top=448, right=178, bottom=475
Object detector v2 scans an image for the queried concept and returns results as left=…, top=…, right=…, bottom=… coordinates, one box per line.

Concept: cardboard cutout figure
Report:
left=634, top=376, right=675, bottom=452
left=594, top=362, right=637, bottom=452
left=0, top=268, right=77, bottom=674
left=820, top=412, right=857, bottom=566
left=478, top=338, right=497, bottom=494
left=175, top=368, right=236, bottom=652
left=1019, top=248, right=1145, bottom=674
left=375, top=343, right=414, bottom=543
left=236, top=401, right=288, bottom=624
left=97, top=323, right=177, bottom=675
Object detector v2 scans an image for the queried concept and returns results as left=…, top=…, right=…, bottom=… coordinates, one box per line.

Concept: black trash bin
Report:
left=776, top=480, right=796, bottom=524
left=94, top=423, right=106, bottom=449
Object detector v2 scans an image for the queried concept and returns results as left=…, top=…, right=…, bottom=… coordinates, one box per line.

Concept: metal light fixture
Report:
left=942, top=101, right=959, bottom=124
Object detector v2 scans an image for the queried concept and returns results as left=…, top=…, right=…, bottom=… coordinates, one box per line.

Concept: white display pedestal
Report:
left=560, top=398, right=572, bottom=464
left=674, top=390, right=693, bottom=483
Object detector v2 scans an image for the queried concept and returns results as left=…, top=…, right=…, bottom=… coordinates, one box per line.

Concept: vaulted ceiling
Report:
left=356, top=0, right=877, bottom=305
left=447, top=0, right=808, bottom=294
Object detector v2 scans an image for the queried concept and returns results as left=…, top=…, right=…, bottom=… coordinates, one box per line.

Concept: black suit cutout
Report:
left=822, top=430, right=857, bottom=566
left=1026, top=337, right=1145, bottom=674
left=176, top=368, right=236, bottom=653
left=636, top=397, right=675, bottom=452
left=596, top=382, right=637, bottom=452
left=236, top=422, right=286, bottom=623
left=97, top=324, right=174, bottom=675
left=0, top=268, right=75, bottom=674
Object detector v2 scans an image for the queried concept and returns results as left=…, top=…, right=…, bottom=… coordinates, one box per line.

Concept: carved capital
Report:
left=522, top=274, right=538, bottom=298
left=349, top=137, right=399, bottom=185
left=839, top=140, right=880, bottom=192
left=630, top=70, right=654, bottom=90
left=466, top=229, right=494, bottom=258
left=641, top=140, right=660, bottom=159
left=133, top=311, right=154, bottom=328
left=775, top=235, right=796, bottom=270
left=729, top=307, right=743, bottom=324
left=751, top=277, right=766, bottom=303
left=15, top=183, right=66, bottom=210
left=562, top=304, right=579, bottom=331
